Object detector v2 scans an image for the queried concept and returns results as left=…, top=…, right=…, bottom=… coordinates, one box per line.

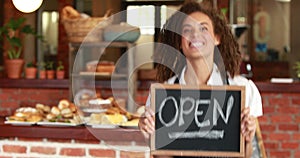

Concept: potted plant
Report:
left=56, top=61, right=65, bottom=79
left=37, top=61, right=47, bottom=79
left=293, top=61, right=300, bottom=78
left=0, top=17, right=42, bottom=79
left=46, top=61, right=55, bottom=79
left=25, top=61, right=37, bottom=79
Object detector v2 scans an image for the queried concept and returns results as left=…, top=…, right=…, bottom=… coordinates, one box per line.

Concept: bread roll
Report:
left=27, top=115, right=43, bottom=122
left=46, top=113, right=56, bottom=120
left=43, top=105, right=51, bottom=113
left=35, top=103, right=45, bottom=110
left=51, top=106, right=60, bottom=116
left=16, top=107, right=38, bottom=114
left=69, top=103, right=77, bottom=112
left=58, top=99, right=70, bottom=109
left=8, top=115, right=25, bottom=122
left=14, top=112, right=30, bottom=118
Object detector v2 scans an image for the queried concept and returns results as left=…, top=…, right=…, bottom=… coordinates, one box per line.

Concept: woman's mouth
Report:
left=189, top=41, right=205, bottom=49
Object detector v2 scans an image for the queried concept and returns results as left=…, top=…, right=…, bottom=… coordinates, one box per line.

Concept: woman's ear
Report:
left=214, top=35, right=220, bottom=45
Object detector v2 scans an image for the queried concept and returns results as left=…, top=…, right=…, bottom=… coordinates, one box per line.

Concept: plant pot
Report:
left=46, top=70, right=55, bottom=79
left=25, top=67, right=37, bottom=79
left=5, top=59, right=24, bottom=79
left=56, top=70, right=65, bottom=79
left=39, top=70, right=46, bottom=79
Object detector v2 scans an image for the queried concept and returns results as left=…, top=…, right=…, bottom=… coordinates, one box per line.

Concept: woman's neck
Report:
left=184, top=59, right=213, bottom=85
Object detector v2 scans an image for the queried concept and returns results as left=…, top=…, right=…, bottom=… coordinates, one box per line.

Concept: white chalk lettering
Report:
left=158, top=95, right=234, bottom=132
left=195, top=99, right=211, bottom=127
left=179, top=97, right=195, bottom=126
left=158, top=96, right=178, bottom=127
left=212, top=95, right=234, bottom=126
left=168, top=130, right=224, bottom=139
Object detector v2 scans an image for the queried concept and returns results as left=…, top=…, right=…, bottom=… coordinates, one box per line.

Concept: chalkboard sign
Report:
left=150, top=84, right=245, bottom=157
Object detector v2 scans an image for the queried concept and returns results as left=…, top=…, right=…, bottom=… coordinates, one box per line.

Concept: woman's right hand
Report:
left=138, top=107, right=155, bottom=139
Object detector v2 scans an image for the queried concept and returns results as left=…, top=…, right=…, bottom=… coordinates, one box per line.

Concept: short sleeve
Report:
left=246, top=79, right=263, bottom=117
left=230, top=76, right=263, bottom=117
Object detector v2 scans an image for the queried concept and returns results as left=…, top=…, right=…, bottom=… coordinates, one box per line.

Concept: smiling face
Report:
left=181, top=12, right=220, bottom=62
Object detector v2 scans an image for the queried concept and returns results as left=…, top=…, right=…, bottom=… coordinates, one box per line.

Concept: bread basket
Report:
left=62, top=6, right=112, bottom=43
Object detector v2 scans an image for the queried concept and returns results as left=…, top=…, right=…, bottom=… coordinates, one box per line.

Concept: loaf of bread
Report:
left=8, top=107, right=43, bottom=122
left=61, top=6, right=81, bottom=21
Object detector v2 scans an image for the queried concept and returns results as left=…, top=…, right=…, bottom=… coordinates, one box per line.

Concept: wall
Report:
left=0, top=137, right=149, bottom=158
left=0, top=88, right=68, bottom=116
left=259, top=92, right=300, bottom=158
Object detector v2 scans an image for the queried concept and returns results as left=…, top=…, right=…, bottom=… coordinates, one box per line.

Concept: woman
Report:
left=139, top=1, right=262, bottom=158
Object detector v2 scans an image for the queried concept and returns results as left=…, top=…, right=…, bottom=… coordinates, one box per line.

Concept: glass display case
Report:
left=68, top=41, right=137, bottom=113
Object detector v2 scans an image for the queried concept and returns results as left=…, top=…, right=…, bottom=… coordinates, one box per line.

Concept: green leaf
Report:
left=7, top=37, right=22, bottom=47
left=21, top=25, right=36, bottom=34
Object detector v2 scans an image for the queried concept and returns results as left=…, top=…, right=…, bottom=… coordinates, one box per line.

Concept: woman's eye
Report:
left=183, top=29, right=192, bottom=34
left=200, top=27, right=208, bottom=32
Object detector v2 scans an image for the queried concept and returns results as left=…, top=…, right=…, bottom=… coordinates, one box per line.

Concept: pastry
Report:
left=51, top=106, right=60, bottom=116
left=58, top=99, right=70, bottom=109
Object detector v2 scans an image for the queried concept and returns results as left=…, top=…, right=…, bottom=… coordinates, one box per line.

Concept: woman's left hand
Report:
left=241, top=107, right=256, bottom=142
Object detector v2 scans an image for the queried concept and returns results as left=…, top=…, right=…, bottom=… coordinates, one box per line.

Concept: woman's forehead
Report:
left=183, top=11, right=212, bottom=26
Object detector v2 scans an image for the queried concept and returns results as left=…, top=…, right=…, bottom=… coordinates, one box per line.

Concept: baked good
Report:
left=121, top=118, right=139, bottom=126
left=26, top=115, right=43, bottom=122
left=58, top=99, right=70, bottom=109
left=69, top=103, right=77, bottom=113
left=46, top=113, right=56, bottom=120
left=61, top=108, right=73, bottom=118
left=88, top=113, right=127, bottom=125
left=51, top=106, right=60, bottom=116
left=8, top=107, right=43, bottom=122
left=7, top=115, right=25, bottom=122
left=96, top=61, right=115, bottom=73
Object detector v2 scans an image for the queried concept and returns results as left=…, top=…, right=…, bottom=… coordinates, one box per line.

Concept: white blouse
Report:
left=145, top=64, right=263, bottom=117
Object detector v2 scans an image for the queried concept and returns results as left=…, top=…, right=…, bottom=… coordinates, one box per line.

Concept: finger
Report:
left=145, top=118, right=155, bottom=134
left=138, top=117, right=146, bottom=131
left=245, top=129, right=255, bottom=142
left=241, top=107, right=251, bottom=133
left=241, top=107, right=250, bottom=119
left=246, top=118, right=256, bottom=137
left=144, top=107, right=155, bottom=127
left=244, top=117, right=256, bottom=142
left=140, top=128, right=150, bottom=139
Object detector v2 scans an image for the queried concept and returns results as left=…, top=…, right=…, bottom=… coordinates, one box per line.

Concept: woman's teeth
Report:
left=190, top=42, right=204, bottom=48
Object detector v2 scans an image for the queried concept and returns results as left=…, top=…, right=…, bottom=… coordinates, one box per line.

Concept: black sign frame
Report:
left=150, top=84, right=245, bottom=157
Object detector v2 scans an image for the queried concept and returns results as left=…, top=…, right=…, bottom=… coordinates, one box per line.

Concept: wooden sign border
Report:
left=254, top=118, right=267, bottom=158
left=150, top=83, right=245, bottom=157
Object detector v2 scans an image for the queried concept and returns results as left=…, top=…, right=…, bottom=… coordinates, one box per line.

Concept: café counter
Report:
left=0, top=79, right=300, bottom=157
left=0, top=79, right=149, bottom=157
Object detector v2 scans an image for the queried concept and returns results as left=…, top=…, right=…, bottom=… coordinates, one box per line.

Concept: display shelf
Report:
left=0, top=117, right=145, bottom=142
left=69, top=41, right=137, bottom=113
left=74, top=72, right=128, bottom=80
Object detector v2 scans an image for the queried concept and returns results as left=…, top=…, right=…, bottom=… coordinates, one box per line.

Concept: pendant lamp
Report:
left=12, top=0, right=43, bottom=13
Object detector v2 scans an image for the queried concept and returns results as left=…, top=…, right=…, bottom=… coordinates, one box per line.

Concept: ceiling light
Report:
left=276, top=0, right=291, bottom=2
left=12, top=0, right=43, bottom=13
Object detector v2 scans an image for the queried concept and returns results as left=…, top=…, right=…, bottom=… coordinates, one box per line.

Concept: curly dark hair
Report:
left=153, top=1, right=241, bottom=82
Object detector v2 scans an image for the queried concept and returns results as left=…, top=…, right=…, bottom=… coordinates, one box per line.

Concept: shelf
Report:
left=0, top=78, right=69, bottom=89
left=0, top=117, right=145, bottom=142
left=123, top=0, right=184, bottom=6
left=69, top=41, right=137, bottom=112
left=69, top=41, right=134, bottom=48
left=76, top=72, right=128, bottom=80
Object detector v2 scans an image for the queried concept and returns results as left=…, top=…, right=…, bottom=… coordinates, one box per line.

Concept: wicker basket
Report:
left=62, top=8, right=112, bottom=43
